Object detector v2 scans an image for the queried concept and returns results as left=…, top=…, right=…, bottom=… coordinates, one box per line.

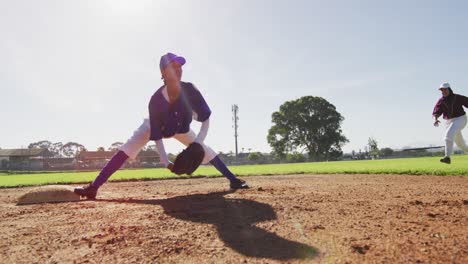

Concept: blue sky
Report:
left=1, top=0, right=467, bottom=155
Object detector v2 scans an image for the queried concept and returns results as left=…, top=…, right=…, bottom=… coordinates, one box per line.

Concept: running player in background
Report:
left=432, top=82, right=468, bottom=164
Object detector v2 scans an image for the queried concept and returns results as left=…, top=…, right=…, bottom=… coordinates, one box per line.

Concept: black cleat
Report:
left=230, top=179, right=249, bottom=190
left=74, top=184, right=98, bottom=199
left=440, top=156, right=451, bottom=164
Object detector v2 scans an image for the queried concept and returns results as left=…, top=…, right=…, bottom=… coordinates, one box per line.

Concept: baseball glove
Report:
left=171, top=142, right=205, bottom=175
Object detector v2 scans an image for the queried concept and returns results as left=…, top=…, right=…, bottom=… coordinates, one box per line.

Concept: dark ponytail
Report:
left=448, top=87, right=454, bottom=96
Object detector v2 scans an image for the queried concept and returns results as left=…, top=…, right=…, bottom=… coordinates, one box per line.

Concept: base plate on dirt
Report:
left=17, top=185, right=80, bottom=205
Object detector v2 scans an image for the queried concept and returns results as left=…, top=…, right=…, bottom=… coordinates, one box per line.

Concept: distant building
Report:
left=76, top=150, right=161, bottom=169
left=0, top=148, right=53, bottom=170
left=137, top=150, right=161, bottom=167
left=76, top=150, right=119, bottom=169
left=0, top=148, right=162, bottom=171
left=47, top=157, right=76, bottom=170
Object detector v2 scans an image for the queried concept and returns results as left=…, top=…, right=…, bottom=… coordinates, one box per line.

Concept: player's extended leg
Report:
left=74, top=119, right=151, bottom=199
left=441, top=116, right=466, bottom=164
left=454, top=132, right=468, bottom=152
left=173, top=130, right=249, bottom=190
left=442, top=127, right=455, bottom=164
left=453, top=116, right=468, bottom=153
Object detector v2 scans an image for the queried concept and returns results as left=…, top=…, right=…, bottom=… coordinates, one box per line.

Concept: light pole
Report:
left=232, top=104, right=239, bottom=157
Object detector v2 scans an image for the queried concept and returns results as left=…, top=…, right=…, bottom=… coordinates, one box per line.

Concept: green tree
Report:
left=52, top=142, right=63, bottom=157
left=28, top=140, right=63, bottom=157
left=108, top=142, right=124, bottom=151
left=28, top=140, right=53, bottom=150
left=247, top=152, right=263, bottom=163
left=380, top=147, right=394, bottom=157
left=267, top=96, right=348, bottom=161
left=286, top=152, right=306, bottom=163
left=61, top=142, right=86, bottom=158
left=368, top=137, right=379, bottom=159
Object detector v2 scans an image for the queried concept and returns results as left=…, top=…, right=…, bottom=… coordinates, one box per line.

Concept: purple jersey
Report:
left=432, top=94, right=468, bottom=119
left=149, top=82, right=211, bottom=141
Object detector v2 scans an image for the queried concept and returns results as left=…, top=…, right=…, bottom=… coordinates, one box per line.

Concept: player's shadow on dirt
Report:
left=113, top=191, right=317, bottom=260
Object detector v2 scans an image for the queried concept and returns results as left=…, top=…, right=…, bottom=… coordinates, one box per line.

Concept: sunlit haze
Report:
left=2, top=0, right=467, bottom=154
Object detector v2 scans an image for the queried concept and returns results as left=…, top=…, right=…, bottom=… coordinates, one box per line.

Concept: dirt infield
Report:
left=1, top=174, right=467, bottom=263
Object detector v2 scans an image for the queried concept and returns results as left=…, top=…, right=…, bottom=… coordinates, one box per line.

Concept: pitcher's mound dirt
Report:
left=17, top=185, right=80, bottom=205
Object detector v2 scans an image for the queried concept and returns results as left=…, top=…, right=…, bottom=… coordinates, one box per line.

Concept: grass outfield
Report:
left=0, top=155, right=466, bottom=188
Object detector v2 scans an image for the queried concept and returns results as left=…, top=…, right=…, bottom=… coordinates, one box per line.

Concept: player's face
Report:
left=162, top=61, right=183, bottom=82
left=440, top=88, right=449, bottom=97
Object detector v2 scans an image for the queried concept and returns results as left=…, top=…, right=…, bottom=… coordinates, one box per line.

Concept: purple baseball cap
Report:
left=159, top=52, right=186, bottom=70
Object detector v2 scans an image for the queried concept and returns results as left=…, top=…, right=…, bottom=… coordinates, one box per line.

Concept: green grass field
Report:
left=0, top=155, right=466, bottom=188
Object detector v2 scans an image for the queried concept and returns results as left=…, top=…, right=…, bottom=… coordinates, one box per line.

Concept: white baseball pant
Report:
left=119, top=119, right=217, bottom=164
left=444, top=114, right=468, bottom=157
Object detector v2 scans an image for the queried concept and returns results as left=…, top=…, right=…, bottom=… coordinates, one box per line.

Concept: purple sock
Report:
left=92, top=150, right=129, bottom=188
left=210, top=156, right=237, bottom=181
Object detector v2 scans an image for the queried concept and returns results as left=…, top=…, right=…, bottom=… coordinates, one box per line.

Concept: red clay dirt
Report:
left=0, top=174, right=467, bottom=263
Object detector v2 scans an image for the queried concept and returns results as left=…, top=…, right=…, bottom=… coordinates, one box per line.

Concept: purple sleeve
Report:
left=432, top=98, right=443, bottom=117
left=189, top=84, right=212, bottom=122
left=149, top=99, right=163, bottom=141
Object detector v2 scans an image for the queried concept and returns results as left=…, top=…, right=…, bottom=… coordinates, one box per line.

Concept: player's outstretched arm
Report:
left=433, top=115, right=440, bottom=127
left=195, top=118, right=210, bottom=143
left=155, top=139, right=173, bottom=170
left=461, top=94, right=468, bottom=108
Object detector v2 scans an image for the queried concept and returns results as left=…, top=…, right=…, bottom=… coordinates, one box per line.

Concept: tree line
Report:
left=10, top=95, right=429, bottom=163
left=25, top=140, right=158, bottom=158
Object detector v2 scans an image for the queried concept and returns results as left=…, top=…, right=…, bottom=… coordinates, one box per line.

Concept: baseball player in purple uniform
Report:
left=75, top=53, right=248, bottom=199
left=432, top=82, right=468, bottom=164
